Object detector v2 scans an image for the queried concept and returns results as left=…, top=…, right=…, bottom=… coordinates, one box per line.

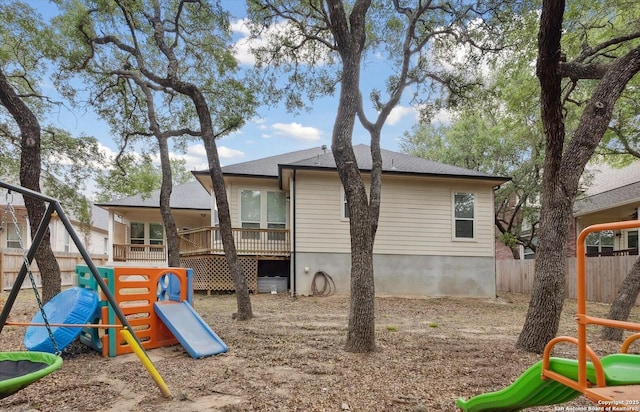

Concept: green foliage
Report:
left=403, top=1, right=640, bottom=255
left=51, top=0, right=257, bottom=203
left=95, top=155, right=193, bottom=202
left=53, top=0, right=255, bottom=136
left=0, top=1, right=103, bottom=232
left=385, top=325, right=397, bottom=332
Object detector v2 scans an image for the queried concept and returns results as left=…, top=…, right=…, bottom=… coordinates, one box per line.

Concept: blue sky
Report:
left=36, top=1, right=432, bottom=179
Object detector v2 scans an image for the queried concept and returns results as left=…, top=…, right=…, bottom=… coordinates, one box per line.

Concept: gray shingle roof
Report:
left=582, top=163, right=640, bottom=196
left=96, top=180, right=210, bottom=210
left=217, top=146, right=330, bottom=177
left=195, top=144, right=509, bottom=182
left=285, top=144, right=508, bottom=180
left=574, top=181, right=640, bottom=216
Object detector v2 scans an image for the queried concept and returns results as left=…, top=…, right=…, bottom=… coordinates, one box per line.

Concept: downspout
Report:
left=291, top=169, right=297, bottom=297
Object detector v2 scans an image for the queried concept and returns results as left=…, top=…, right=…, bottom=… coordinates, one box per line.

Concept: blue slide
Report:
left=153, top=301, right=228, bottom=359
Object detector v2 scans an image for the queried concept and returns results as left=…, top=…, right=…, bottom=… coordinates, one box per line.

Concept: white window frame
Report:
left=239, top=189, right=288, bottom=228
left=6, top=222, right=22, bottom=248
left=130, top=222, right=145, bottom=244
left=149, top=222, right=164, bottom=245
left=341, top=190, right=349, bottom=221
left=64, top=231, right=70, bottom=252
left=129, top=222, right=164, bottom=245
left=452, top=192, right=476, bottom=241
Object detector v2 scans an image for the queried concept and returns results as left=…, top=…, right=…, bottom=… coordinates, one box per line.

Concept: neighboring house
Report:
left=0, top=188, right=109, bottom=290
left=0, top=193, right=108, bottom=256
left=179, top=144, right=510, bottom=297
left=496, top=162, right=640, bottom=261
left=95, top=179, right=213, bottom=264
left=574, top=162, right=640, bottom=257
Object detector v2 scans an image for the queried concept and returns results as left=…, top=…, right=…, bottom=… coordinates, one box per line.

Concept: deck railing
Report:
left=585, top=248, right=638, bottom=257
left=178, top=226, right=290, bottom=256
left=112, top=243, right=167, bottom=262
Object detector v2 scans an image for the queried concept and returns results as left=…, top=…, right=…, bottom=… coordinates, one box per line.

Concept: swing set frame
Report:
left=0, top=180, right=172, bottom=398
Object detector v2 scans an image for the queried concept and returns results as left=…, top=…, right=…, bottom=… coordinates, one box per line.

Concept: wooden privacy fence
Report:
left=496, top=255, right=640, bottom=305
left=0, top=249, right=108, bottom=291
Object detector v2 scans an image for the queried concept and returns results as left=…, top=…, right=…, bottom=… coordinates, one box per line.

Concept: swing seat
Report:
left=0, top=351, right=63, bottom=399
left=24, top=287, right=99, bottom=353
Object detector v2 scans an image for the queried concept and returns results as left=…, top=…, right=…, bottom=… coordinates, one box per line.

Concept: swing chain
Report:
left=3, top=190, right=60, bottom=355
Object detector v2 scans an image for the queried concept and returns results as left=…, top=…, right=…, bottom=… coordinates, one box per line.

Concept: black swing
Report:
left=0, top=181, right=151, bottom=400
left=0, top=188, right=63, bottom=398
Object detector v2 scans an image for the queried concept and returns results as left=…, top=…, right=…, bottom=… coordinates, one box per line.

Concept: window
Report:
left=627, top=230, right=638, bottom=250
left=64, top=231, right=70, bottom=252
left=453, top=192, right=475, bottom=239
left=241, top=190, right=261, bottom=239
left=149, top=223, right=164, bottom=245
left=586, top=230, right=614, bottom=256
left=341, top=190, right=349, bottom=219
left=128, top=222, right=164, bottom=245
left=6, top=223, right=21, bottom=248
left=267, top=191, right=286, bottom=240
left=130, top=222, right=145, bottom=244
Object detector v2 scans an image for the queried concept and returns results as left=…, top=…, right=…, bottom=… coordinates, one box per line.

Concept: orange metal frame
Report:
left=541, top=220, right=640, bottom=402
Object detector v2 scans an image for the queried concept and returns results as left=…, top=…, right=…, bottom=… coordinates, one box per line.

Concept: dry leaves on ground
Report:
left=0, top=291, right=637, bottom=411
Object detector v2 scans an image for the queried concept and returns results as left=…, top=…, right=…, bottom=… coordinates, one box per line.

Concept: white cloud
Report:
left=431, top=108, right=454, bottom=126
left=230, top=19, right=250, bottom=37
left=271, top=122, right=322, bottom=142
left=230, top=18, right=330, bottom=66
left=386, top=106, right=415, bottom=125
left=160, top=143, right=245, bottom=171
left=218, top=146, right=244, bottom=160
left=230, top=18, right=260, bottom=65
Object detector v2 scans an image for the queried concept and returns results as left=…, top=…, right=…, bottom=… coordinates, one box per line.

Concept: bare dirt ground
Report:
left=1, top=290, right=638, bottom=412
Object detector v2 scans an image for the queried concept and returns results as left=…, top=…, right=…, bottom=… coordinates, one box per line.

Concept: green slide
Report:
left=457, top=354, right=640, bottom=412
left=456, top=358, right=581, bottom=412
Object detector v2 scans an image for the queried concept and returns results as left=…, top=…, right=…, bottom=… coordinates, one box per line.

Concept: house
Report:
left=0, top=192, right=109, bottom=255
left=573, top=162, right=640, bottom=257
left=0, top=188, right=109, bottom=289
left=95, top=179, right=213, bottom=264
left=178, top=144, right=509, bottom=297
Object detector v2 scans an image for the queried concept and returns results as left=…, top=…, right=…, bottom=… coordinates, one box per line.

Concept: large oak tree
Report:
left=1, top=1, right=103, bottom=301
left=247, top=0, right=515, bottom=351
left=58, top=0, right=257, bottom=319
left=517, top=0, right=640, bottom=353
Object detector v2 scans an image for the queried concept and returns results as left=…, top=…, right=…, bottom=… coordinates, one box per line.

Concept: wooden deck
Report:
left=178, top=227, right=290, bottom=257
left=111, top=227, right=290, bottom=265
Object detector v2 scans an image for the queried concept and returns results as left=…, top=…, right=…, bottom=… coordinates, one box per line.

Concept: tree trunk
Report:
left=0, top=68, right=61, bottom=303
left=157, top=137, right=180, bottom=267
left=601, top=257, right=640, bottom=341
left=141, top=7, right=252, bottom=320
left=181, top=83, right=253, bottom=320
left=516, top=0, right=567, bottom=353
left=327, top=0, right=375, bottom=353
left=517, top=0, right=640, bottom=353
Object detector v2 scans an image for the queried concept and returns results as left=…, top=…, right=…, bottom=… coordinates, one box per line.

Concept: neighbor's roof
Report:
left=581, top=162, right=640, bottom=196
left=0, top=180, right=109, bottom=231
left=574, top=181, right=640, bottom=216
left=95, top=180, right=210, bottom=210
left=193, top=144, right=510, bottom=183
left=574, top=162, right=640, bottom=216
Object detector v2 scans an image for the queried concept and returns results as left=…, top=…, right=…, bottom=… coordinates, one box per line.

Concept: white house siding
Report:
left=291, top=171, right=498, bottom=297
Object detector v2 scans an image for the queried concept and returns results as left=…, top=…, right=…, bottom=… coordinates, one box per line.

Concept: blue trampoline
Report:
left=24, top=287, right=99, bottom=353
